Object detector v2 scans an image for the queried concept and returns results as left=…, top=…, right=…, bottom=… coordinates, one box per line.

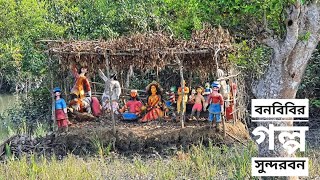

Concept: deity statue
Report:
left=98, top=69, right=121, bottom=114
left=177, top=80, right=189, bottom=116
left=139, top=81, right=166, bottom=122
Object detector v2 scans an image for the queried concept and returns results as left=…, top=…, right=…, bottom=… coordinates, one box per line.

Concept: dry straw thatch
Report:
left=41, top=25, right=234, bottom=74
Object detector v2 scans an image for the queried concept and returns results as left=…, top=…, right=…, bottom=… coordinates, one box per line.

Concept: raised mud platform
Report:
left=58, top=119, right=250, bottom=154
left=1, top=119, right=251, bottom=159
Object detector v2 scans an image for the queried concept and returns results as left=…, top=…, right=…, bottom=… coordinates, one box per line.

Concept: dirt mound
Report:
left=0, top=119, right=251, bottom=159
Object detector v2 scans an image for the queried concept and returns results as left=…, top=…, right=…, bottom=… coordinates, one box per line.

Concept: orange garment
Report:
left=71, top=67, right=91, bottom=99
left=140, top=95, right=163, bottom=122
left=69, top=99, right=85, bottom=112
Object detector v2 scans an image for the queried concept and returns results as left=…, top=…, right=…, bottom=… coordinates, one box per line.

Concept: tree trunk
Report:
left=252, top=2, right=320, bottom=180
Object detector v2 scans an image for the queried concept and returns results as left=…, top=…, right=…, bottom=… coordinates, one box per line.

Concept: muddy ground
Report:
left=0, top=117, right=251, bottom=159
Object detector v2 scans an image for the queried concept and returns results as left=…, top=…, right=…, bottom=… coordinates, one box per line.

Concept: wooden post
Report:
left=105, top=53, right=116, bottom=136
left=223, top=102, right=226, bottom=138
left=234, top=77, right=238, bottom=123
left=189, top=71, right=192, bottom=90
left=156, top=66, right=160, bottom=83
left=176, top=55, right=185, bottom=128
left=49, top=54, right=56, bottom=132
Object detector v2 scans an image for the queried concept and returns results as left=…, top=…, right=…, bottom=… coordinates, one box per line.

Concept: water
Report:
left=0, top=94, right=17, bottom=114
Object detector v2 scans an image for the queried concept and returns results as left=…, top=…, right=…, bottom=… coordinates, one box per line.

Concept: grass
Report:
left=0, top=108, right=319, bottom=179
left=0, top=142, right=257, bottom=179
left=0, top=141, right=319, bottom=180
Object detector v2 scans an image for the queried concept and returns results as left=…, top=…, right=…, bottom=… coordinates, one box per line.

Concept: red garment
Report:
left=55, top=109, right=67, bottom=120
left=55, top=109, right=68, bottom=127
left=207, top=93, right=224, bottom=105
left=126, top=100, right=143, bottom=113
left=192, top=103, right=202, bottom=111
left=91, top=97, right=102, bottom=117
left=140, top=95, right=163, bottom=122
left=57, top=119, right=68, bottom=127
left=226, top=106, right=233, bottom=120
left=225, top=83, right=237, bottom=120
left=140, top=108, right=163, bottom=122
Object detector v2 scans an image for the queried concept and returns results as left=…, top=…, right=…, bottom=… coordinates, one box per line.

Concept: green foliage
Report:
left=0, top=88, right=51, bottom=135
left=5, top=143, right=12, bottom=159
left=298, top=31, right=311, bottom=41
left=311, top=99, right=320, bottom=108
left=1, top=142, right=319, bottom=179
left=229, top=41, right=271, bottom=79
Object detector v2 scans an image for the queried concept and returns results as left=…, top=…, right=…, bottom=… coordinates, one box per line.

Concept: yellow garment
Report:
left=177, top=87, right=189, bottom=113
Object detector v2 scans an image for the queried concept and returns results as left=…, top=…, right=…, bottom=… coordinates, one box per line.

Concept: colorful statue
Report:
left=139, top=81, right=165, bottom=122
left=164, top=86, right=176, bottom=120
left=103, top=99, right=120, bottom=115
left=190, top=86, right=205, bottom=121
left=177, top=80, right=189, bottom=115
left=98, top=69, right=121, bottom=113
left=69, top=94, right=91, bottom=113
left=70, top=64, right=91, bottom=100
left=203, top=82, right=212, bottom=101
left=225, top=79, right=237, bottom=121
left=217, top=69, right=228, bottom=100
left=119, top=89, right=143, bottom=120
left=53, top=87, right=68, bottom=133
left=165, top=86, right=176, bottom=107
left=206, top=82, right=224, bottom=129
left=188, top=89, right=196, bottom=104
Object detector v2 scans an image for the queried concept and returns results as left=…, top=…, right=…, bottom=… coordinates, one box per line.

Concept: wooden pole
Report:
left=176, top=55, right=185, bottom=128
left=156, top=66, right=160, bottom=83
left=105, top=53, right=116, bottom=136
left=49, top=54, right=56, bottom=132
left=189, top=71, right=192, bottom=90
left=223, top=103, right=226, bottom=138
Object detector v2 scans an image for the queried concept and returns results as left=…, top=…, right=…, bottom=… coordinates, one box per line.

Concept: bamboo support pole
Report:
left=49, top=54, right=56, bottom=132
left=176, top=55, right=185, bottom=128
left=105, top=53, right=116, bottom=136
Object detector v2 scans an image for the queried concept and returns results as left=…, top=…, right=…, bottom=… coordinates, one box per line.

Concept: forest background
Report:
left=0, top=0, right=319, bottom=179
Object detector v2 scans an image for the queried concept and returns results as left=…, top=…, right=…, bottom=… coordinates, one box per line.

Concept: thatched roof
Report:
left=40, top=25, right=234, bottom=74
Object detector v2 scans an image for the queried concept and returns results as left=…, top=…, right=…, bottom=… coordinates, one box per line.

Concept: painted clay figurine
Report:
left=119, top=89, right=143, bottom=120
left=139, top=81, right=165, bottom=122
left=53, top=87, right=68, bottom=133
left=206, top=82, right=224, bottom=130
left=190, top=86, right=205, bottom=121
left=177, top=80, right=189, bottom=116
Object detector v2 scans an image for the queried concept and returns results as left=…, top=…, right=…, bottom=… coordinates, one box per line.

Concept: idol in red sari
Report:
left=139, top=81, right=164, bottom=122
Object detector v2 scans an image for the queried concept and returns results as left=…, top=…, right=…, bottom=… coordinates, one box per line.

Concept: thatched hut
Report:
left=40, top=25, right=246, bottom=134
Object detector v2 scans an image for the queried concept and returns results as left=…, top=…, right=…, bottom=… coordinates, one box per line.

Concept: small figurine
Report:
left=203, top=82, right=212, bottom=101
left=70, top=64, right=92, bottom=100
left=119, top=89, right=143, bottom=120
left=166, top=86, right=176, bottom=106
left=206, top=82, right=224, bottom=131
left=103, top=98, right=120, bottom=115
left=190, top=86, right=205, bottom=121
left=217, top=69, right=228, bottom=100
left=53, top=87, right=68, bottom=133
left=98, top=69, right=121, bottom=114
left=188, top=89, right=196, bottom=104
left=177, top=80, right=189, bottom=116
left=69, top=94, right=91, bottom=113
left=139, top=81, right=165, bottom=122
left=225, top=79, right=237, bottom=121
